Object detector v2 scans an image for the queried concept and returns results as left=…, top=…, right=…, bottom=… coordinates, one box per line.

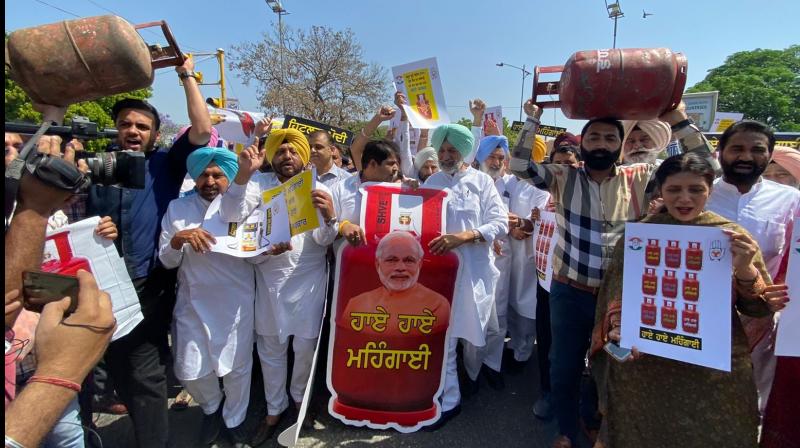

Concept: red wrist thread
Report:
left=28, top=375, right=81, bottom=393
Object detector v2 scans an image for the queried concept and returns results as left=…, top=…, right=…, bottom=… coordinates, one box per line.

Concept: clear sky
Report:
left=6, top=0, right=799, bottom=133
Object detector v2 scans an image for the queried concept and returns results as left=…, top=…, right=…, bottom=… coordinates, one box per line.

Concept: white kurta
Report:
left=425, top=167, right=509, bottom=346
left=508, top=181, right=551, bottom=319
left=219, top=172, right=338, bottom=343
left=492, top=174, right=516, bottom=317
left=158, top=194, right=256, bottom=381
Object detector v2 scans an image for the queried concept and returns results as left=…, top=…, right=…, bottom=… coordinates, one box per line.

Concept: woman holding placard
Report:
left=589, top=152, right=789, bottom=447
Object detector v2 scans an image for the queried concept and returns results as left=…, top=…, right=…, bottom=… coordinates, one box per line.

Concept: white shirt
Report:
left=490, top=173, right=515, bottom=315
left=508, top=182, right=551, bottom=319
left=425, top=167, right=509, bottom=346
left=706, top=177, right=800, bottom=279
left=158, top=193, right=256, bottom=380
left=317, top=163, right=351, bottom=188
left=331, top=172, right=363, bottom=224
left=219, top=172, right=338, bottom=342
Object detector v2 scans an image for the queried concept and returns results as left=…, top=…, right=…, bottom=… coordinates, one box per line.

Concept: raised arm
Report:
left=219, top=144, right=265, bottom=222
left=509, top=100, right=558, bottom=191
left=178, top=56, right=212, bottom=146
left=351, top=106, right=396, bottom=172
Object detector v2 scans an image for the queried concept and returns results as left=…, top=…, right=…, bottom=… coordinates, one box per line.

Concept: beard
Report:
left=581, top=146, right=622, bottom=170
left=481, top=162, right=503, bottom=180
left=624, top=148, right=660, bottom=165
left=721, top=159, right=767, bottom=186
left=439, top=160, right=459, bottom=174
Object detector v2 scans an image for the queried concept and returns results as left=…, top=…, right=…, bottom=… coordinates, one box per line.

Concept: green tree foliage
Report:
left=688, top=45, right=800, bottom=131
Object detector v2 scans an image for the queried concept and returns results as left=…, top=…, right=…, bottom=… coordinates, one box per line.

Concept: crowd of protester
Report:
left=4, top=51, right=799, bottom=448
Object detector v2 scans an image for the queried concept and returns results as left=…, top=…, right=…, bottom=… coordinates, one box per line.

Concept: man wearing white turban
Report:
left=414, top=146, right=439, bottom=182
left=621, top=119, right=672, bottom=165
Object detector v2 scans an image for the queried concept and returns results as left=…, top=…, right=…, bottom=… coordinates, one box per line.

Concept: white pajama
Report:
left=441, top=337, right=460, bottom=412
left=181, top=355, right=252, bottom=428
left=257, top=335, right=317, bottom=416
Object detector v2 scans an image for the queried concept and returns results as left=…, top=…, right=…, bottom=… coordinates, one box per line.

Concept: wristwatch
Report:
left=178, top=71, right=201, bottom=81
left=472, top=229, right=482, bottom=243
left=325, top=215, right=338, bottom=227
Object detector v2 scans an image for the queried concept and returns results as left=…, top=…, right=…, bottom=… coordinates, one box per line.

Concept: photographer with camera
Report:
left=33, top=55, right=213, bottom=447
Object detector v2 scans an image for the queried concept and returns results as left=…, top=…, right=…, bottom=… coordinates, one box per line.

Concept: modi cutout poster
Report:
left=392, top=58, right=450, bottom=129
left=620, top=223, right=733, bottom=371
left=326, top=183, right=460, bottom=432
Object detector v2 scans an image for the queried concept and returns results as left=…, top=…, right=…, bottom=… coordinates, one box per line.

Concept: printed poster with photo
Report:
left=681, top=91, right=718, bottom=132
left=775, top=224, right=800, bottom=357
left=326, top=183, right=460, bottom=432
left=43, top=217, right=142, bottom=341
left=620, top=223, right=733, bottom=371
left=392, top=58, right=450, bottom=129
left=206, top=106, right=268, bottom=153
left=482, top=106, right=504, bottom=134
left=532, top=210, right=557, bottom=292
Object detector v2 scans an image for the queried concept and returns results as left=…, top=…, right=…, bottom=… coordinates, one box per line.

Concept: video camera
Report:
left=4, top=117, right=146, bottom=222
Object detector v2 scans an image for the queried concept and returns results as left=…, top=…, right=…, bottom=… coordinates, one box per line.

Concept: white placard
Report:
left=207, top=106, right=267, bottom=153
left=202, top=194, right=291, bottom=257
left=620, top=223, right=732, bottom=371
left=775, top=224, right=800, bottom=357
left=44, top=217, right=142, bottom=341
left=482, top=106, right=504, bottom=133
left=532, top=211, right=557, bottom=292
left=682, top=91, right=719, bottom=132
left=392, top=57, right=450, bottom=129
left=711, top=112, right=744, bottom=132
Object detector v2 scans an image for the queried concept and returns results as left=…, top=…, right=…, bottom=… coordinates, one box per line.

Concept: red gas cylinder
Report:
left=5, top=15, right=185, bottom=106
left=41, top=231, right=92, bottom=275
left=665, top=240, right=681, bottom=268
left=641, top=297, right=657, bottom=326
left=645, top=239, right=661, bottom=266
left=661, top=300, right=677, bottom=330
left=642, top=268, right=658, bottom=295
left=686, top=242, right=703, bottom=271
left=682, top=303, right=699, bottom=334
left=532, top=48, right=688, bottom=120
left=682, top=272, right=699, bottom=301
left=662, top=270, right=678, bottom=299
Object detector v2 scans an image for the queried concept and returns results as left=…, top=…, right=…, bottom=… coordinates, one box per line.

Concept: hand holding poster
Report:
left=202, top=170, right=320, bottom=257
left=775, top=224, right=800, bottom=357
left=327, top=183, right=459, bottom=432
left=620, top=223, right=733, bottom=371
left=43, top=217, right=142, bottom=341
left=392, top=58, right=450, bottom=129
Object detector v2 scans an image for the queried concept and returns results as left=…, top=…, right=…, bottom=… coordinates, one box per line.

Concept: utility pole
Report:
left=496, top=62, right=532, bottom=121
left=605, top=1, right=624, bottom=49
left=266, top=0, right=289, bottom=115
left=217, top=48, right=226, bottom=107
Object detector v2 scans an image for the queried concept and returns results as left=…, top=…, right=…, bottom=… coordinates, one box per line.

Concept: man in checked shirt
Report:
left=509, top=99, right=714, bottom=448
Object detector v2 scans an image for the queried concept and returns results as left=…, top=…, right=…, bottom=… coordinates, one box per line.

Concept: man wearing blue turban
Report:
left=158, top=147, right=260, bottom=446
left=424, top=120, right=509, bottom=429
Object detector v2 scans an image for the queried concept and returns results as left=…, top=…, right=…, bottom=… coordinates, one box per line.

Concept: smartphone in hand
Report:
left=604, top=341, right=632, bottom=362
left=22, top=270, right=79, bottom=315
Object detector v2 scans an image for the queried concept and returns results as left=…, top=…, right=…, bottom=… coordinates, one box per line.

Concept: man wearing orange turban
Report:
left=764, top=146, right=800, bottom=188
left=620, top=119, right=672, bottom=165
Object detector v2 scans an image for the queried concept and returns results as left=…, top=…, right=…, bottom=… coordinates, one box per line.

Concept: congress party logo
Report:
left=627, top=237, right=643, bottom=251
left=709, top=240, right=726, bottom=261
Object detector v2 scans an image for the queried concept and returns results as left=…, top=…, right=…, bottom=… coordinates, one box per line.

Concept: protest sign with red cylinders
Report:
left=328, top=184, right=458, bottom=431
left=532, top=48, right=687, bottom=120
left=41, top=231, right=92, bottom=275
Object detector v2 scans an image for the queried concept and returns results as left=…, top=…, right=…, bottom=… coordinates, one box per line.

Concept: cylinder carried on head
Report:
left=5, top=15, right=185, bottom=106
left=532, top=48, right=688, bottom=120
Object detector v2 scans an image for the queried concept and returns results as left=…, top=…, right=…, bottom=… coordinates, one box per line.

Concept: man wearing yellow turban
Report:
left=220, top=130, right=339, bottom=443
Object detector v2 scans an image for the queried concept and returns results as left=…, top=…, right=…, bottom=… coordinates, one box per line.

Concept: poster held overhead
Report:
left=392, top=58, right=450, bottom=129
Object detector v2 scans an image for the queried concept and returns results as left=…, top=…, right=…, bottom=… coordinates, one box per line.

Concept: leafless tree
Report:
left=229, top=25, right=388, bottom=126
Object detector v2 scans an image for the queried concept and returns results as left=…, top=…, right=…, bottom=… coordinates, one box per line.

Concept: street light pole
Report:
left=605, top=1, right=624, bottom=49
left=265, top=0, right=289, bottom=114
left=497, top=62, right=532, bottom=121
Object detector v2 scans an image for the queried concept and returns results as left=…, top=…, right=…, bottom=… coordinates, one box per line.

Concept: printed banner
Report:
left=532, top=211, right=557, bottom=292
left=711, top=112, right=744, bottom=132
left=262, top=169, right=322, bottom=236
left=392, top=58, right=450, bottom=129
left=43, top=217, right=142, bottom=341
left=682, top=91, right=719, bottom=132
left=327, top=184, right=459, bottom=432
left=775, top=224, right=800, bottom=357
left=201, top=192, right=290, bottom=257
left=703, top=132, right=799, bottom=150
left=207, top=106, right=267, bottom=154
left=483, top=106, right=504, bottom=134
left=282, top=114, right=354, bottom=147
left=620, top=223, right=733, bottom=371
left=510, top=121, right=524, bottom=132
left=536, top=124, right=568, bottom=138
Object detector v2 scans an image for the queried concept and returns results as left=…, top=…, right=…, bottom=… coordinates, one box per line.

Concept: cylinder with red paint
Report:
left=682, top=272, right=699, bottom=301
left=41, top=231, right=92, bottom=275
left=532, top=48, right=688, bottom=120
left=641, top=297, right=657, bottom=326
left=661, top=299, right=677, bottom=330
left=682, top=303, right=699, bottom=334
left=662, top=270, right=678, bottom=299
left=642, top=268, right=658, bottom=295
left=686, top=242, right=703, bottom=271
left=645, top=239, right=661, bottom=266
left=665, top=240, right=681, bottom=268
